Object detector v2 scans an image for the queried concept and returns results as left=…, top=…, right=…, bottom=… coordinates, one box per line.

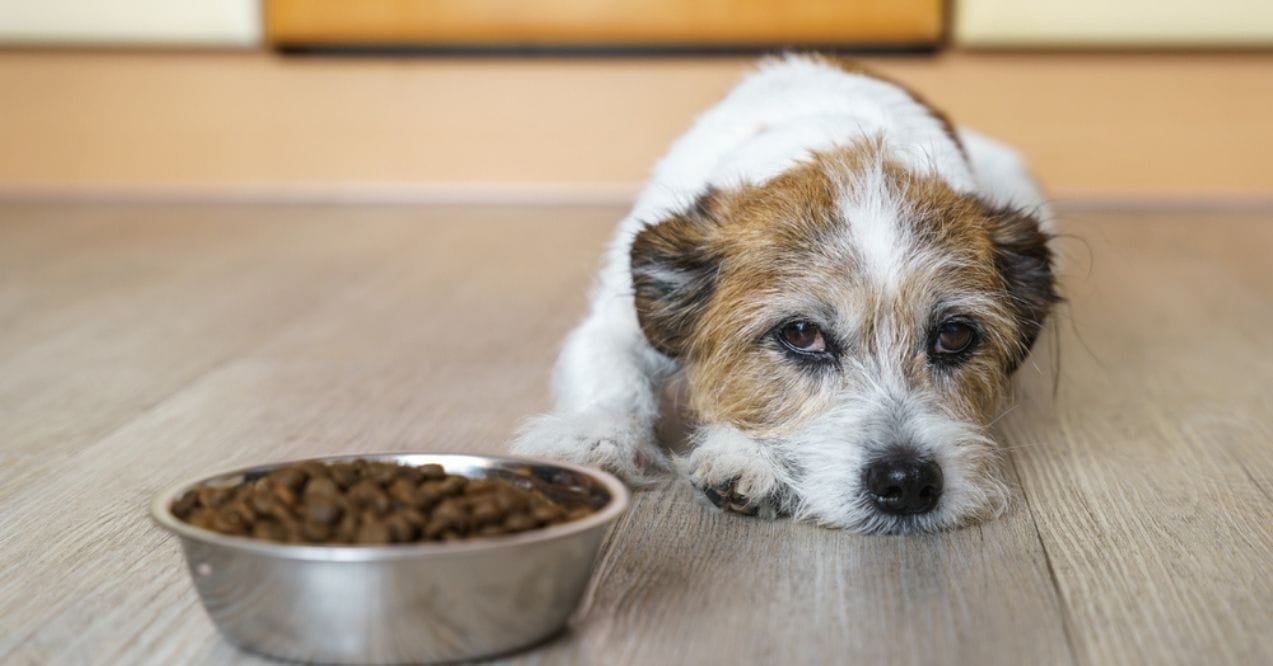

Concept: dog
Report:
left=512, top=54, right=1059, bottom=534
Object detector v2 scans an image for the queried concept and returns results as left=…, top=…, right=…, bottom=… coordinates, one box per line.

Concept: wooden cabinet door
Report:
left=266, top=0, right=945, bottom=49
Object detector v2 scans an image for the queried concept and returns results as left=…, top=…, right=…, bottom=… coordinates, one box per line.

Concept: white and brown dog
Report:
left=513, top=55, right=1058, bottom=534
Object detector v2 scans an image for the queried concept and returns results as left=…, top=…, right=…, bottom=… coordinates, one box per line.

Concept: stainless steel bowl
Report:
left=152, top=453, right=629, bottom=665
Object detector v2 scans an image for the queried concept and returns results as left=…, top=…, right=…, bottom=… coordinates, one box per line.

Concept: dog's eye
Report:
left=933, top=321, right=977, bottom=355
left=777, top=321, right=827, bottom=354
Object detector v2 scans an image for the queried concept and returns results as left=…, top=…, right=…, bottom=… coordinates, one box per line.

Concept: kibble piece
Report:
left=249, top=489, right=277, bottom=516
left=503, top=513, right=537, bottom=532
left=305, top=477, right=339, bottom=500
left=297, top=461, right=331, bottom=481
left=211, top=511, right=248, bottom=535
left=371, top=463, right=399, bottom=486
left=471, top=499, right=502, bottom=526
left=175, top=460, right=598, bottom=545
left=465, top=478, right=498, bottom=495
left=252, top=520, right=287, bottom=542
left=195, top=486, right=232, bottom=508
left=417, top=480, right=446, bottom=504
left=387, top=479, right=421, bottom=508
left=477, top=524, right=506, bottom=537
left=229, top=498, right=258, bottom=525
left=531, top=504, right=565, bottom=525
left=301, top=521, right=332, bottom=542
left=269, top=467, right=307, bottom=491
left=395, top=465, right=423, bottom=484
left=493, top=488, right=527, bottom=514
left=384, top=513, right=418, bottom=543
left=172, top=491, right=199, bottom=519
left=348, top=480, right=391, bottom=514
left=302, top=494, right=344, bottom=525
left=271, top=484, right=298, bottom=508
left=188, top=509, right=218, bottom=531
left=328, top=463, right=358, bottom=489
left=335, top=511, right=359, bottom=543
left=436, top=475, right=466, bottom=497
left=354, top=520, right=391, bottom=544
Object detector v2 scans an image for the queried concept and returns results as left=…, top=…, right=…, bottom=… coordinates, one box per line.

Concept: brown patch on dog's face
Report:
left=631, top=143, right=1056, bottom=439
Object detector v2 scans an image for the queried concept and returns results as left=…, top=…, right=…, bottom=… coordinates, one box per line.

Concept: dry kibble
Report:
left=531, top=504, right=565, bottom=525
left=195, top=486, right=232, bottom=508
left=303, top=494, right=343, bottom=525
left=271, top=484, right=298, bottom=508
left=270, top=467, right=306, bottom=492
left=172, top=491, right=198, bottom=517
left=471, top=500, right=502, bottom=526
left=249, top=490, right=277, bottom=516
left=305, top=477, right=339, bottom=499
left=503, top=513, right=536, bottom=532
left=252, top=520, right=288, bottom=542
left=437, top=476, right=466, bottom=497
left=355, top=521, right=391, bottom=544
left=297, top=461, right=330, bottom=481
left=348, top=480, right=391, bottom=514
left=172, top=459, right=596, bottom=545
left=466, top=479, right=498, bottom=495
left=388, top=479, right=421, bottom=507
left=477, top=524, right=505, bottom=537
left=335, top=511, right=359, bottom=543
left=328, top=463, right=358, bottom=489
left=395, top=465, right=423, bottom=484
left=384, top=513, right=418, bottom=542
left=371, top=464, right=399, bottom=486
left=301, top=521, right=332, bottom=542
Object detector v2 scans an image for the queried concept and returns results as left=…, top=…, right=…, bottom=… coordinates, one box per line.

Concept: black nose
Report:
left=863, top=454, right=943, bottom=515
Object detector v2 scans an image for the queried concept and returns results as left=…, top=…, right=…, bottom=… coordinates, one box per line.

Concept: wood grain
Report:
left=0, top=204, right=1269, bottom=665
left=264, top=0, right=943, bottom=47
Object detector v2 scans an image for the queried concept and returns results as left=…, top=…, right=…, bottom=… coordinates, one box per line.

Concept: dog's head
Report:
left=631, top=143, right=1058, bottom=533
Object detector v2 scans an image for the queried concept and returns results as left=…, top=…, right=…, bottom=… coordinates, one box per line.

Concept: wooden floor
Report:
left=0, top=203, right=1270, bottom=665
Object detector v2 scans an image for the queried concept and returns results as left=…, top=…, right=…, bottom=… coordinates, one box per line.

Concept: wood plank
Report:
left=0, top=204, right=430, bottom=504
left=2, top=204, right=1270, bottom=665
left=1, top=52, right=1271, bottom=202
left=265, top=0, right=943, bottom=47
left=1005, top=212, right=1273, bottom=665
left=0, top=203, right=1071, bottom=665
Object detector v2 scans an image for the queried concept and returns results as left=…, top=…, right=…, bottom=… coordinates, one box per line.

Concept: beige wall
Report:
left=1, top=52, right=1271, bottom=204
left=0, top=0, right=260, bottom=46
left=956, top=0, right=1273, bottom=47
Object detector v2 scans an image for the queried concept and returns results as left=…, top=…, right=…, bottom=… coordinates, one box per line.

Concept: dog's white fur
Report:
left=513, top=55, right=1050, bottom=532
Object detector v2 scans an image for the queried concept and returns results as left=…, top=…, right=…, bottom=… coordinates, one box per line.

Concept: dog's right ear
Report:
left=630, top=191, right=725, bottom=358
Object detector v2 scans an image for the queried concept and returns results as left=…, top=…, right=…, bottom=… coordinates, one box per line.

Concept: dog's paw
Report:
left=511, top=410, right=669, bottom=486
left=679, top=428, right=791, bottom=519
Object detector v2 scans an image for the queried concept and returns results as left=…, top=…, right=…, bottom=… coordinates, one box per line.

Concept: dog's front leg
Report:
left=681, top=425, right=794, bottom=519
left=512, top=296, right=674, bottom=485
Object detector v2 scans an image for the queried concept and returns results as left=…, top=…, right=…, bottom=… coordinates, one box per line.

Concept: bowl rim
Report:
left=151, top=452, right=630, bottom=561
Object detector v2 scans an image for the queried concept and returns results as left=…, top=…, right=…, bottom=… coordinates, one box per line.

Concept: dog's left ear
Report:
left=984, top=203, right=1060, bottom=371
left=629, top=191, right=726, bottom=358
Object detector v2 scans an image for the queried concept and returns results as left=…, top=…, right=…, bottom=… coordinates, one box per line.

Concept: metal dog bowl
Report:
left=151, top=453, right=629, bottom=664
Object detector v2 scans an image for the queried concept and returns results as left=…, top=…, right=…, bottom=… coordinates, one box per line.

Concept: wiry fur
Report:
left=512, top=55, right=1057, bottom=533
